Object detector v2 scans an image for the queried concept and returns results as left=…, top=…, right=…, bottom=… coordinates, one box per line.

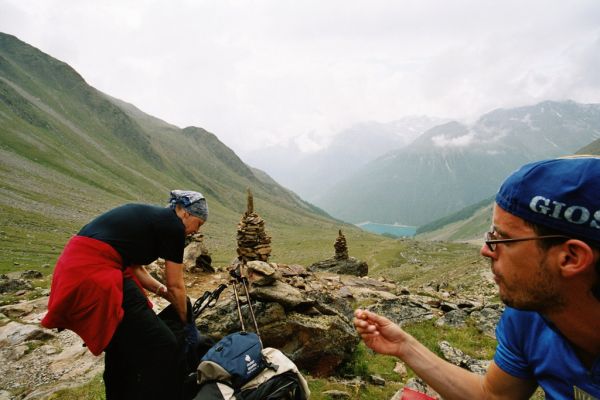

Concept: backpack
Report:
left=198, top=331, right=267, bottom=389
left=238, top=347, right=310, bottom=400
left=193, top=347, right=310, bottom=400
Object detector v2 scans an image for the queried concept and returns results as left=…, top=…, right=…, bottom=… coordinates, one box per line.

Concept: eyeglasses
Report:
left=484, top=231, right=570, bottom=252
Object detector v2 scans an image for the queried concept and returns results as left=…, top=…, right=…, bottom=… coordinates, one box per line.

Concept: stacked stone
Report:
left=184, top=233, right=213, bottom=272
left=334, top=229, right=348, bottom=260
left=236, top=189, right=272, bottom=262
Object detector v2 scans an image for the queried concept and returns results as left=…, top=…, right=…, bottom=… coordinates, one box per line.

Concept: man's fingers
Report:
left=355, top=309, right=387, bottom=326
left=354, top=317, right=380, bottom=335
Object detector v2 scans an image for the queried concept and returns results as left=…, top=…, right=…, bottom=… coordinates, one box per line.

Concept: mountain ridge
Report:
left=315, top=100, right=600, bottom=226
left=242, top=116, right=449, bottom=202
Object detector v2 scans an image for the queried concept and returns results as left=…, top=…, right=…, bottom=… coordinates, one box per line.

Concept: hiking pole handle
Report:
left=229, top=264, right=248, bottom=282
left=192, top=284, right=228, bottom=320
left=211, top=284, right=227, bottom=302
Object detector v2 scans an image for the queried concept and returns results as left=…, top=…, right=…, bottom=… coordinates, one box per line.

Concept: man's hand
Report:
left=355, top=309, right=538, bottom=400
left=353, top=309, right=411, bottom=357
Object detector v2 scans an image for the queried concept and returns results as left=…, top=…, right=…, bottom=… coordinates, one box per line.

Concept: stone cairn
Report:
left=309, top=229, right=368, bottom=276
left=334, top=229, right=348, bottom=260
left=185, top=233, right=213, bottom=272
left=236, top=189, right=272, bottom=262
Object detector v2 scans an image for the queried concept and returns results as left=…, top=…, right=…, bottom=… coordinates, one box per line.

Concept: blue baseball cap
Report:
left=496, top=156, right=600, bottom=243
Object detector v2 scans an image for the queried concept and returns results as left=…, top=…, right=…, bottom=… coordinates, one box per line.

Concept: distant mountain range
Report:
left=242, top=116, right=448, bottom=202
left=314, top=100, right=600, bottom=226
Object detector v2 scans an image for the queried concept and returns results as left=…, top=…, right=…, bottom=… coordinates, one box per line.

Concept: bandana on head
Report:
left=169, top=190, right=208, bottom=221
left=496, top=156, right=600, bottom=243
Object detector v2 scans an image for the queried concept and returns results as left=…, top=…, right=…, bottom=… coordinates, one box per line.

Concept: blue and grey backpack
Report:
left=198, top=331, right=266, bottom=388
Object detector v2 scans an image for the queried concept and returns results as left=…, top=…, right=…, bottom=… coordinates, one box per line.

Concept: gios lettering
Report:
left=529, top=196, right=600, bottom=229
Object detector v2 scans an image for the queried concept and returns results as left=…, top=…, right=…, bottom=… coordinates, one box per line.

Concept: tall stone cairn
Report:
left=236, top=189, right=272, bottom=262
left=334, top=229, right=348, bottom=260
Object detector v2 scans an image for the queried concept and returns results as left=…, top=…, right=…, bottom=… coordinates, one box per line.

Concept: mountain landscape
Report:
left=314, top=100, right=600, bottom=226
left=0, top=32, right=379, bottom=274
left=2, top=31, right=600, bottom=400
left=416, top=130, right=600, bottom=243
left=2, top=29, right=599, bottom=278
left=242, top=116, right=448, bottom=202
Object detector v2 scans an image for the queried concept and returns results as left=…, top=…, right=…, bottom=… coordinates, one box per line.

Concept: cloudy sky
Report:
left=1, top=0, right=600, bottom=156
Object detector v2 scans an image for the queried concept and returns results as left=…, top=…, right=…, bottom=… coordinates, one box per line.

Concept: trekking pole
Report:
left=230, top=277, right=246, bottom=332
left=239, top=269, right=261, bottom=339
left=229, top=263, right=262, bottom=343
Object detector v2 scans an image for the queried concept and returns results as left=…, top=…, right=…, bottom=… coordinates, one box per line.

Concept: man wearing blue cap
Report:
left=355, top=156, right=600, bottom=399
left=42, top=190, right=208, bottom=399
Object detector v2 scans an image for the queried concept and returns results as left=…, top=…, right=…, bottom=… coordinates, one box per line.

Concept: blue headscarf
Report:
left=169, top=190, right=208, bottom=221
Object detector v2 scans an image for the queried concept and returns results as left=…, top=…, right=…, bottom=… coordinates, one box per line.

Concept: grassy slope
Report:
left=415, top=143, right=600, bottom=245
left=577, top=138, right=600, bottom=155
left=0, top=33, right=378, bottom=275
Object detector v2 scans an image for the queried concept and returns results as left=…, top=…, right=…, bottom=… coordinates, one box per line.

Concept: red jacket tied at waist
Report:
left=41, top=235, right=125, bottom=356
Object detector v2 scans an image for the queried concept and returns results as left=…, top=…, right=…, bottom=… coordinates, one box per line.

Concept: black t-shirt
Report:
left=78, top=204, right=185, bottom=266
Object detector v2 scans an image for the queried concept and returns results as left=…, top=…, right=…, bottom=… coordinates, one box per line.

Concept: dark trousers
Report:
left=104, top=278, right=183, bottom=400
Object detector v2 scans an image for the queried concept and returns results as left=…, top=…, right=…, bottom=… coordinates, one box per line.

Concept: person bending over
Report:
left=42, top=190, right=208, bottom=400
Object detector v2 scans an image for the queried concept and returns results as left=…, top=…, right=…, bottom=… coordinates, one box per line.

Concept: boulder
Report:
left=435, top=309, right=469, bottom=328
left=438, top=340, right=491, bottom=375
left=246, top=261, right=281, bottom=286
left=368, top=296, right=435, bottom=327
left=183, top=234, right=214, bottom=273
left=20, top=270, right=43, bottom=279
left=0, top=298, right=104, bottom=399
left=309, top=257, right=368, bottom=276
left=0, top=321, right=55, bottom=347
left=470, top=305, right=504, bottom=338
left=0, top=277, right=33, bottom=294
left=250, top=281, right=315, bottom=310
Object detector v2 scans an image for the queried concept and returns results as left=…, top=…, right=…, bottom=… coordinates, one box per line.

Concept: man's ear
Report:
left=558, top=239, right=596, bottom=278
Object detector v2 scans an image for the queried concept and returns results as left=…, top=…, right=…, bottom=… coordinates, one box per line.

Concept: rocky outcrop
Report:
left=183, top=233, right=214, bottom=273
left=309, top=257, right=368, bottom=277
left=196, top=264, right=362, bottom=377
left=0, top=297, right=103, bottom=400
left=438, top=340, right=491, bottom=375
left=0, top=275, right=33, bottom=294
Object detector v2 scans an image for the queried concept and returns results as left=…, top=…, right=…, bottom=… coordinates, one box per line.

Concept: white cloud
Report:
left=431, top=133, right=475, bottom=148
left=1, top=0, right=599, bottom=156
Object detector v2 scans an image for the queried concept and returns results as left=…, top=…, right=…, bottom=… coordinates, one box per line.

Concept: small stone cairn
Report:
left=334, top=230, right=348, bottom=260
left=309, top=229, right=368, bottom=276
left=236, top=189, right=272, bottom=262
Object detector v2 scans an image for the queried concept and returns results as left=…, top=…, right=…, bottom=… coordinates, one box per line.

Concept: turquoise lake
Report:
left=356, top=222, right=417, bottom=237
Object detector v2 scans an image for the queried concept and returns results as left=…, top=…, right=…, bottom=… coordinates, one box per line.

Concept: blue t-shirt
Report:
left=495, top=307, right=600, bottom=399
